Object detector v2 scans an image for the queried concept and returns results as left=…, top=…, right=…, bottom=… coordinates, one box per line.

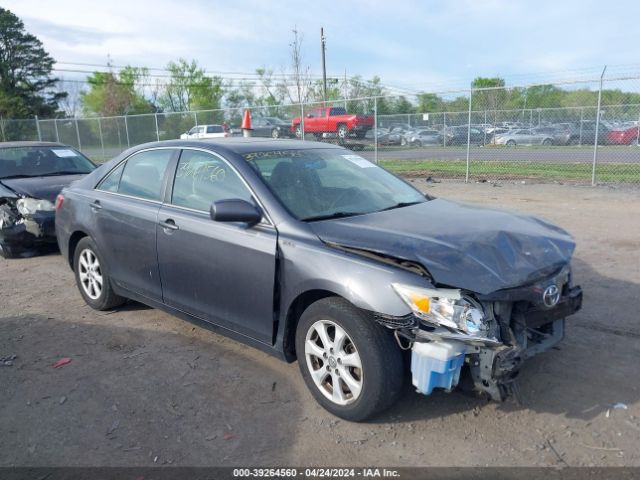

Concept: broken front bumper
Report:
left=0, top=211, right=57, bottom=256
left=397, top=285, right=583, bottom=401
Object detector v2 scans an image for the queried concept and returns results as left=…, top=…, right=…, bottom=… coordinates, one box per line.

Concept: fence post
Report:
left=35, top=115, right=42, bottom=141
left=154, top=113, right=160, bottom=141
left=299, top=103, right=305, bottom=139
left=193, top=111, right=198, bottom=127
left=465, top=88, right=472, bottom=183
left=54, top=119, right=60, bottom=142
left=483, top=110, right=487, bottom=145
left=579, top=108, right=584, bottom=145
left=592, top=66, right=607, bottom=186
left=124, top=116, right=130, bottom=147
left=98, top=118, right=105, bottom=159
left=0, top=116, right=5, bottom=142
left=443, top=111, right=447, bottom=147
left=75, top=118, right=82, bottom=150
left=374, top=96, right=378, bottom=164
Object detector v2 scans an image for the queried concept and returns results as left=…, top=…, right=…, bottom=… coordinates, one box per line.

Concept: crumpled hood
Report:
left=1, top=174, right=86, bottom=202
left=310, top=199, right=575, bottom=295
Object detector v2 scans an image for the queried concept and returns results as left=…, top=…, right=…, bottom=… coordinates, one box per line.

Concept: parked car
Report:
left=251, top=117, right=296, bottom=139
left=56, top=139, right=582, bottom=421
left=443, top=125, right=485, bottom=145
left=404, top=129, right=442, bottom=147
left=180, top=124, right=229, bottom=139
left=607, top=123, right=640, bottom=145
left=494, top=128, right=555, bottom=146
left=365, top=128, right=402, bottom=146
left=291, top=107, right=374, bottom=139
left=534, top=126, right=572, bottom=146
left=0, top=141, right=96, bottom=258
left=566, top=120, right=611, bottom=145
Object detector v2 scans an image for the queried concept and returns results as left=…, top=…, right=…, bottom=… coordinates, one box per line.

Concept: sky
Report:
left=4, top=0, right=640, bottom=95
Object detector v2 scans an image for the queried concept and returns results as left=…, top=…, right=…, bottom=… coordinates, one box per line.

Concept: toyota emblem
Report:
left=543, top=285, right=560, bottom=308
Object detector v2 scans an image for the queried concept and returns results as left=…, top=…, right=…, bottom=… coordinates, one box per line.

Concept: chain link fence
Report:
left=2, top=75, right=639, bottom=185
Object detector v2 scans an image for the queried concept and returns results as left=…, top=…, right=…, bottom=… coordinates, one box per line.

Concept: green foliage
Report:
left=0, top=7, right=65, bottom=118
left=80, top=66, right=152, bottom=116
left=160, top=58, right=224, bottom=112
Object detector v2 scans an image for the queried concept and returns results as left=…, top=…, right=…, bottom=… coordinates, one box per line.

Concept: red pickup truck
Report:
left=291, top=106, right=374, bottom=139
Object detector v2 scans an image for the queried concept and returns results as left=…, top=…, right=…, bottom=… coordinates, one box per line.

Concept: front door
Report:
left=156, top=148, right=278, bottom=344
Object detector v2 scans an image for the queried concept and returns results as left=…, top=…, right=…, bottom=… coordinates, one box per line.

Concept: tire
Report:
left=271, top=128, right=280, bottom=139
left=73, top=237, right=125, bottom=311
left=413, top=140, right=423, bottom=147
left=294, top=124, right=302, bottom=139
left=542, top=138, right=553, bottom=146
left=506, top=140, right=516, bottom=147
left=0, top=243, right=17, bottom=259
left=337, top=124, right=348, bottom=139
left=295, top=297, right=404, bottom=421
left=400, top=137, right=407, bottom=146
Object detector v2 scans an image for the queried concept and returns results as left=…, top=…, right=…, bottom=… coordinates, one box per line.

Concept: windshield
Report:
left=0, top=146, right=96, bottom=179
left=244, top=148, right=427, bottom=221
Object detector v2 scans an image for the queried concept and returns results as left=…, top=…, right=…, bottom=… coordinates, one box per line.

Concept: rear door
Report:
left=92, top=148, right=177, bottom=301
left=156, top=148, right=278, bottom=343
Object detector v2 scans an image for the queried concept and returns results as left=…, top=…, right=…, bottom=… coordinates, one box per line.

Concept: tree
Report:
left=80, top=65, right=153, bottom=117
left=416, top=93, right=444, bottom=113
left=286, top=27, right=312, bottom=104
left=471, top=76, right=507, bottom=112
left=159, top=58, right=224, bottom=112
left=0, top=7, right=66, bottom=118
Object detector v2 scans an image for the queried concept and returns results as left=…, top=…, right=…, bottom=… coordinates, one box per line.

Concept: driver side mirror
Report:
left=210, top=199, right=262, bottom=226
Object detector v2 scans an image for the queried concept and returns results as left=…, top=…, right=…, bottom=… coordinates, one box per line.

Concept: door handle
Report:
left=90, top=200, right=102, bottom=211
left=159, top=218, right=179, bottom=231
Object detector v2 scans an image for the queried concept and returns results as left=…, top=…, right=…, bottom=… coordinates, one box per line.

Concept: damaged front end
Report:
left=0, top=195, right=56, bottom=258
left=376, top=265, right=583, bottom=402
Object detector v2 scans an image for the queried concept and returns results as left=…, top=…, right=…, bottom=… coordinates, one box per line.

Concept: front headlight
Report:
left=392, top=283, right=489, bottom=336
left=16, top=198, right=55, bottom=215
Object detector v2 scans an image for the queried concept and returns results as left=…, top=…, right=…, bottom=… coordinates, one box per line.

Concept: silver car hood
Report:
left=309, top=199, right=575, bottom=295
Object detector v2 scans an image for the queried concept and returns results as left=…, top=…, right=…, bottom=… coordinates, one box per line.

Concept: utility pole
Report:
left=320, top=27, right=327, bottom=101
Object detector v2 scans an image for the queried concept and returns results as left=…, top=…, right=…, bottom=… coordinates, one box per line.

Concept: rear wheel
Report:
left=74, top=237, right=125, bottom=310
left=294, top=124, right=302, bottom=138
left=413, top=140, right=423, bottom=147
left=295, top=297, right=404, bottom=421
left=506, top=140, right=516, bottom=147
left=542, top=138, right=553, bottom=146
left=271, top=128, right=280, bottom=139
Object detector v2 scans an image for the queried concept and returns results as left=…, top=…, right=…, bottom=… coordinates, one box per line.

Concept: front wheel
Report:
left=74, top=237, right=125, bottom=310
left=337, top=124, right=348, bottom=139
left=294, top=124, right=302, bottom=138
left=295, top=297, right=404, bottom=421
left=506, top=140, right=516, bottom=147
left=542, top=138, right=553, bottom=146
left=271, top=128, right=280, bottom=139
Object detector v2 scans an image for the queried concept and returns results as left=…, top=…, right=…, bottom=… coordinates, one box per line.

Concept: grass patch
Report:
left=380, top=159, right=640, bottom=183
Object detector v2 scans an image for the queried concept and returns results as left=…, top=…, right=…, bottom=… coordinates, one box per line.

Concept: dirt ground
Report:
left=1, top=181, right=639, bottom=467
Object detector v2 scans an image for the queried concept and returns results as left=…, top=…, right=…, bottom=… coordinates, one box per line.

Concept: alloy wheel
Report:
left=304, top=319, right=363, bottom=405
left=78, top=248, right=103, bottom=300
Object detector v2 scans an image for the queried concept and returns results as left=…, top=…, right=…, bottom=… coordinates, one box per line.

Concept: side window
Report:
left=97, top=162, right=125, bottom=192
left=171, top=150, right=253, bottom=211
left=118, top=149, right=173, bottom=201
left=188, top=126, right=198, bottom=135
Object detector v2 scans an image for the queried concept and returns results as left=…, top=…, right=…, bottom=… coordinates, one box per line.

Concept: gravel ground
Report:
left=1, top=181, right=639, bottom=467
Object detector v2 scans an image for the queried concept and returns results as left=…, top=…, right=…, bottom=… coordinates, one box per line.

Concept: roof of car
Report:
left=0, top=141, right=68, bottom=149
left=129, top=138, right=344, bottom=155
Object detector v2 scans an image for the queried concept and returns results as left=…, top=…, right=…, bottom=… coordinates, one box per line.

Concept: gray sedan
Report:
left=494, top=128, right=556, bottom=146
left=55, top=139, right=582, bottom=421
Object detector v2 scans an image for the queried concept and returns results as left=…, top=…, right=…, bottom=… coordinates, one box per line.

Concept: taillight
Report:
left=55, top=194, right=64, bottom=210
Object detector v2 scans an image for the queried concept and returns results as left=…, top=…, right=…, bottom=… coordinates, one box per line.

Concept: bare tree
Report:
left=57, top=78, right=84, bottom=117
left=286, top=27, right=312, bottom=105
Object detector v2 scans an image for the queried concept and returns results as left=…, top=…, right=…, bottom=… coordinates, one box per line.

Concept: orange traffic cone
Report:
left=241, top=110, right=252, bottom=137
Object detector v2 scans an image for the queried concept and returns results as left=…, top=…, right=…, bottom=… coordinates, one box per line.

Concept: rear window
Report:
left=0, top=146, right=95, bottom=179
left=329, top=107, right=347, bottom=116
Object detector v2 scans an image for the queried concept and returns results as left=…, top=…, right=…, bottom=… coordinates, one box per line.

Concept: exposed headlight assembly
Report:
left=391, top=283, right=491, bottom=338
left=16, top=198, right=55, bottom=215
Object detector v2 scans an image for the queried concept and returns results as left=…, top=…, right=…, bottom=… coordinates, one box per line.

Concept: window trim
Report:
left=166, top=147, right=275, bottom=227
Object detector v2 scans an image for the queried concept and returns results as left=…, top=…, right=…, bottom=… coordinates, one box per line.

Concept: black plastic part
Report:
left=209, top=199, right=262, bottom=225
